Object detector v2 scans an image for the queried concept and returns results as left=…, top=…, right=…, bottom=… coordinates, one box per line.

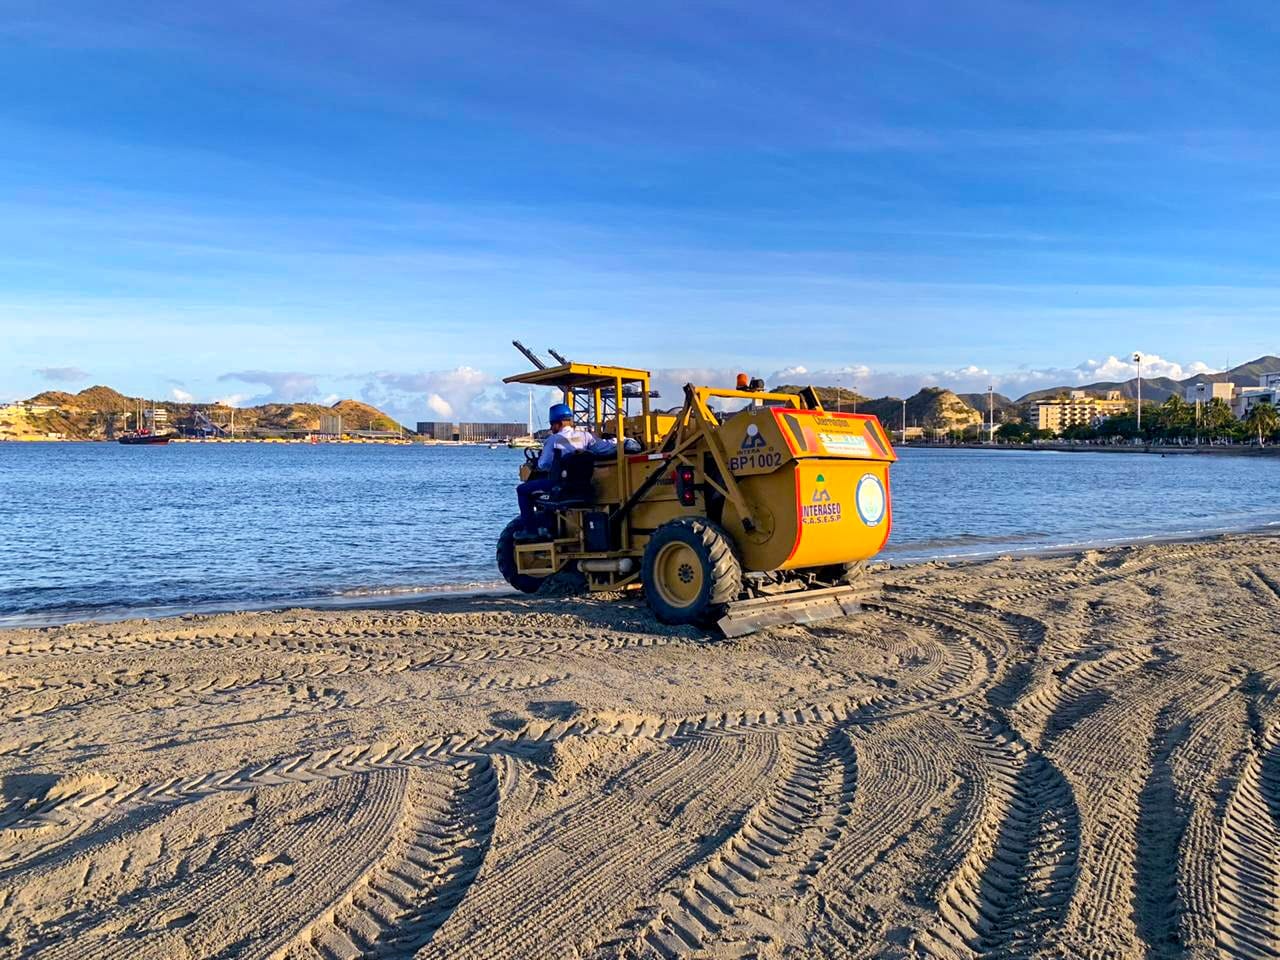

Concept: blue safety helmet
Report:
left=548, top=402, right=573, bottom=424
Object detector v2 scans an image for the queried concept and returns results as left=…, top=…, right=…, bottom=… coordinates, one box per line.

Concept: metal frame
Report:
left=656, top=385, right=817, bottom=534
left=504, top=362, right=657, bottom=546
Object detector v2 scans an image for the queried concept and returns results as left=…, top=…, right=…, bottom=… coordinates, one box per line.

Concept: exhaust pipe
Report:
left=578, top=558, right=635, bottom=574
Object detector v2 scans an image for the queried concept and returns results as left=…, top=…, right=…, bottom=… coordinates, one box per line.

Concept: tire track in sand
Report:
left=612, top=726, right=857, bottom=959
left=859, top=601, right=1003, bottom=710
left=917, top=705, right=1080, bottom=959
left=282, top=757, right=498, bottom=960
left=20, top=770, right=410, bottom=960
left=1133, top=676, right=1238, bottom=959
left=805, top=709, right=976, bottom=956
left=1215, top=708, right=1280, bottom=960
left=419, top=733, right=780, bottom=959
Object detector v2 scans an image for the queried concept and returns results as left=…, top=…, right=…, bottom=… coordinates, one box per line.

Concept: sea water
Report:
left=2, top=442, right=1277, bottom=625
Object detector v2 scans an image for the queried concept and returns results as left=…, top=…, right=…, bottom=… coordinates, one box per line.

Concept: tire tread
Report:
left=643, top=517, right=743, bottom=624
left=496, top=518, right=545, bottom=594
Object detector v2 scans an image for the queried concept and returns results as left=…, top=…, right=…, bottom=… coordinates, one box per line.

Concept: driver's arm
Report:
left=536, top=435, right=558, bottom=471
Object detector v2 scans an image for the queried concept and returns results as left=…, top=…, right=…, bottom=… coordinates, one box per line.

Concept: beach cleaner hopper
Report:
left=497, top=361, right=896, bottom=636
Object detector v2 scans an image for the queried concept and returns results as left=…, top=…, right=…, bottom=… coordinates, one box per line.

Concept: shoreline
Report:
left=906, top=440, right=1280, bottom=456
left=7, top=523, right=1279, bottom=632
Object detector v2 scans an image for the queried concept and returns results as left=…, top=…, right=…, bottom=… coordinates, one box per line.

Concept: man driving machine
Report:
left=515, top=402, right=595, bottom=539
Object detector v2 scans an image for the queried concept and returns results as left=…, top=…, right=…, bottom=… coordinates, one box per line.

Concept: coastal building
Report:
left=144, top=408, right=168, bottom=426
left=1035, top=390, right=1129, bottom=434
left=457, top=421, right=526, bottom=442
left=1233, top=373, right=1280, bottom=419
left=1182, top=382, right=1235, bottom=404
left=416, top=421, right=454, bottom=440
left=319, top=413, right=342, bottom=436
left=416, top=420, right=527, bottom=441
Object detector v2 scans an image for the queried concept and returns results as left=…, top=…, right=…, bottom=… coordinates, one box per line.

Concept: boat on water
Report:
left=118, top=430, right=171, bottom=445
left=506, top=391, right=541, bottom=449
left=118, top=399, right=173, bottom=444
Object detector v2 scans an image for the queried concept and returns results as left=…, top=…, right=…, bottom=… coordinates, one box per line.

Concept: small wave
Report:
left=330, top=579, right=508, bottom=598
left=885, top=531, right=1050, bottom=552
left=0, top=580, right=516, bottom=629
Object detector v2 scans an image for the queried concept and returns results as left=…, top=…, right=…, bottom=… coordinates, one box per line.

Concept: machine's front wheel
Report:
left=642, top=518, right=742, bottom=626
left=496, top=518, right=546, bottom=594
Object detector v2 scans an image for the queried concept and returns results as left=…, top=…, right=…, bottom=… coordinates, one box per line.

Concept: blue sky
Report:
left=3, top=1, right=1278, bottom=421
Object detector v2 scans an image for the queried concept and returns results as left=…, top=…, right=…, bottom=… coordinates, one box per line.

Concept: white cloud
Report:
left=322, top=393, right=340, bottom=405
left=764, top=354, right=1219, bottom=402
left=1078, top=353, right=1215, bottom=382
left=214, top=393, right=249, bottom=407
left=947, top=364, right=992, bottom=379
left=217, top=370, right=319, bottom=403
left=356, top=365, right=558, bottom=426
left=346, top=352, right=1222, bottom=424
left=170, top=387, right=194, bottom=402
left=426, top=393, right=454, bottom=417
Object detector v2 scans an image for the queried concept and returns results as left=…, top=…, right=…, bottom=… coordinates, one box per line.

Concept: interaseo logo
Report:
left=740, top=424, right=767, bottom=449
left=802, top=473, right=841, bottom=524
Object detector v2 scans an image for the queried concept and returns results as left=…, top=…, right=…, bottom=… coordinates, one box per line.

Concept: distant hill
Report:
left=956, top=392, right=1018, bottom=419
left=1014, top=355, right=1280, bottom=406
left=29, top=385, right=137, bottom=412
left=1183, top=355, right=1280, bottom=385
left=3, top=386, right=408, bottom=441
left=1017, top=376, right=1183, bottom=405
left=775, top=384, right=982, bottom=433
left=781, top=385, right=869, bottom=412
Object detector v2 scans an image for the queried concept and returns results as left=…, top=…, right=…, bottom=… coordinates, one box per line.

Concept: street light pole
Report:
left=901, top=398, right=907, bottom=442
left=1196, top=382, right=1205, bottom=445
left=1133, top=352, right=1143, bottom=433
left=988, top=384, right=994, bottom=443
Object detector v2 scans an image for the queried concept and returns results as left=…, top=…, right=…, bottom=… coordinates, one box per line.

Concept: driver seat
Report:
left=540, top=449, right=596, bottom=509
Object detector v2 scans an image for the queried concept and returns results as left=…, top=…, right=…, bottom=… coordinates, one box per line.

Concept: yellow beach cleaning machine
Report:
left=497, top=361, right=896, bottom=637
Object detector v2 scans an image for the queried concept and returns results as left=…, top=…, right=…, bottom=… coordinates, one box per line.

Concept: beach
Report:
left=1, top=531, right=1278, bottom=958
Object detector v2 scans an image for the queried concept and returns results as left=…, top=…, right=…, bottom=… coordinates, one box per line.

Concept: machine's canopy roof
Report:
left=504, top=362, right=651, bottom=390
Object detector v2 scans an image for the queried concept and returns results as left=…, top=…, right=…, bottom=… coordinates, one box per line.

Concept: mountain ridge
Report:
left=774, top=384, right=983, bottom=433
left=5, top=386, right=406, bottom=440
left=1010, top=355, right=1280, bottom=406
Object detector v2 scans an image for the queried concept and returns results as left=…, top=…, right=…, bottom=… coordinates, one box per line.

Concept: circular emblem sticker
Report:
left=855, top=473, right=886, bottom=526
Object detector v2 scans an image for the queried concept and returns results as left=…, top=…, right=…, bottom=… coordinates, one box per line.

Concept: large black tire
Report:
left=496, top=518, right=546, bottom=594
left=642, top=518, right=743, bottom=626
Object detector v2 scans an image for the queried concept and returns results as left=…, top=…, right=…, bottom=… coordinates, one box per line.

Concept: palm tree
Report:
left=1157, top=395, right=1192, bottom=438
left=1203, top=397, right=1235, bottom=440
left=1246, top=400, right=1278, bottom=446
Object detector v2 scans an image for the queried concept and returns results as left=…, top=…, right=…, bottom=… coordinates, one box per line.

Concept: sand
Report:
left=2, top=532, right=1279, bottom=958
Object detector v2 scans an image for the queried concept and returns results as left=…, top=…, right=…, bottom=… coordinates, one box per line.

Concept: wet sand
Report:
left=2, top=532, right=1278, bottom=958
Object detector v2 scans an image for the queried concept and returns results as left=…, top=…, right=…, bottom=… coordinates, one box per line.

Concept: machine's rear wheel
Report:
left=496, top=518, right=546, bottom=594
left=642, top=518, right=742, bottom=626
